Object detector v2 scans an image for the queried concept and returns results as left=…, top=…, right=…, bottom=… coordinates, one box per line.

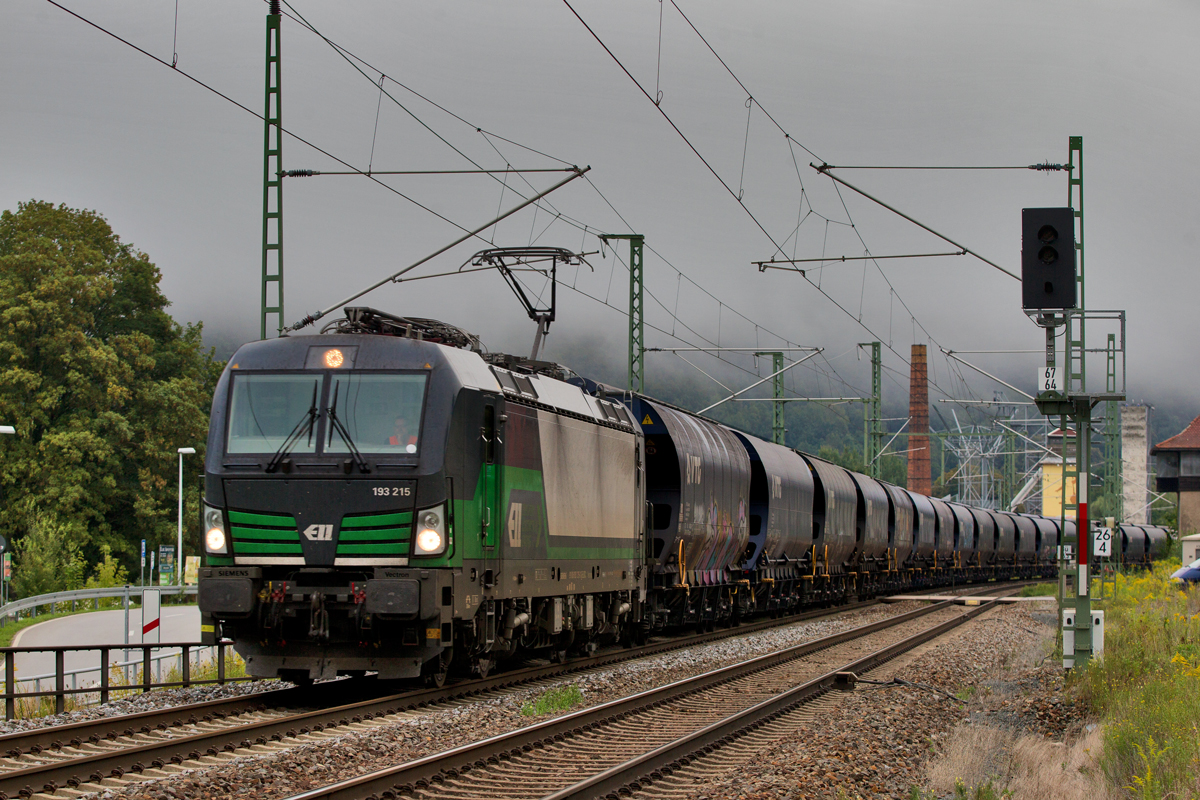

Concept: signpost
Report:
left=158, top=545, right=176, bottom=587
left=140, top=539, right=146, bottom=586
left=184, top=555, right=201, bottom=586
left=0, top=538, right=8, bottom=607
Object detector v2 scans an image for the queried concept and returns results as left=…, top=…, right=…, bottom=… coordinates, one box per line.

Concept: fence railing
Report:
left=1, top=641, right=248, bottom=719
left=0, top=584, right=197, bottom=626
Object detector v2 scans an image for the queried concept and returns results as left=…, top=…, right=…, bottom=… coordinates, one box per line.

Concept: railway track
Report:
left=275, top=585, right=1017, bottom=800
left=0, top=592, right=909, bottom=800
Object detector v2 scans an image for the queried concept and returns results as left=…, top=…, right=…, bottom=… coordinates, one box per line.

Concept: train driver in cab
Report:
left=389, top=415, right=418, bottom=452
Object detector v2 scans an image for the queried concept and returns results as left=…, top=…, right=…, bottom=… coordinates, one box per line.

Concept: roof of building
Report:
left=1153, top=414, right=1200, bottom=452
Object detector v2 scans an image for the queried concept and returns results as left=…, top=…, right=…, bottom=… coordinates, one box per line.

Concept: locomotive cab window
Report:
left=225, top=372, right=427, bottom=455
left=327, top=373, right=427, bottom=455
left=227, top=374, right=323, bottom=454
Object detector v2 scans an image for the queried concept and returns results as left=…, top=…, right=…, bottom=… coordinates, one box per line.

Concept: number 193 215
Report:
left=371, top=487, right=411, bottom=497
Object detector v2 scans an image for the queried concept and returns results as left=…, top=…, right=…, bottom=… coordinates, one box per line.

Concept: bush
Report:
left=10, top=513, right=85, bottom=598
left=1070, top=564, right=1200, bottom=796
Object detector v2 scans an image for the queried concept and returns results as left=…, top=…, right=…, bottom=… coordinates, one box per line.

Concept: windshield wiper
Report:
left=326, top=383, right=370, bottom=474
left=265, top=382, right=319, bottom=473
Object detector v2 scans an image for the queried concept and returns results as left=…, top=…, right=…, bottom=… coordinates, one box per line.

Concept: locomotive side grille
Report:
left=337, top=511, right=412, bottom=559
left=229, top=510, right=303, bottom=555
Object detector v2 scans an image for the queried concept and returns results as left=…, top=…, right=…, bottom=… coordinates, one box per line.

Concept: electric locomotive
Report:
left=198, top=306, right=1075, bottom=686
left=198, top=309, right=644, bottom=685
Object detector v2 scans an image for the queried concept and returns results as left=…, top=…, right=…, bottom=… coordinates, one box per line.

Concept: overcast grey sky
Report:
left=3, top=0, right=1196, bottom=416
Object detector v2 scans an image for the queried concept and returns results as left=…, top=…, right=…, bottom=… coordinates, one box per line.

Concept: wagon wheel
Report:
left=423, top=649, right=452, bottom=689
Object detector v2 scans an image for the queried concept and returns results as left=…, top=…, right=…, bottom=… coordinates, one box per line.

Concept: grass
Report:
left=1018, top=582, right=1061, bottom=598
left=909, top=779, right=1011, bottom=800
left=1069, top=562, right=1200, bottom=798
left=519, top=684, right=584, bottom=717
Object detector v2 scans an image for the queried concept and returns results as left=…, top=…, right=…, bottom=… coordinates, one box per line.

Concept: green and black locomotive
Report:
left=199, top=309, right=644, bottom=685
left=199, top=307, right=1065, bottom=685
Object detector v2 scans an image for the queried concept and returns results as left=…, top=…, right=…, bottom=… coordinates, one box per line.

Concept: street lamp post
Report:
left=0, top=426, right=13, bottom=605
left=177, top=447, right=196, bottom=586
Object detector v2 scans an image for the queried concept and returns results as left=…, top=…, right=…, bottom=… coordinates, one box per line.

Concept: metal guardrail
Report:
left=0, top=584, right=197, bottom=626
left=1, top=641, right=248, bottom=719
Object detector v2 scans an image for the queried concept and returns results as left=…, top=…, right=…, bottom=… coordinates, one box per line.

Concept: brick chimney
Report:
left=907, top=344, right=931, bottom=495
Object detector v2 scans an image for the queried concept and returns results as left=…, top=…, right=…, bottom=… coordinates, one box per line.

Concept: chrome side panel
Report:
left=537, top=410, right=639, bottom=541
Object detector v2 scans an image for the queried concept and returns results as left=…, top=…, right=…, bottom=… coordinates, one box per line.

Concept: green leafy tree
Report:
left=10, top=513, right=86, bottom=597
left=85, top=544, right=130, bottom=590
left=0, top=201, right=220, bottom=594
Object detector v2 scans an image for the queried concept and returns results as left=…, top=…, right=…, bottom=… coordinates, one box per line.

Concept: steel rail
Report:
left=544, top=593, right=1009, bottom=800
left=277, top=591, right=993, bottom=800
left=0, top=597, right=898, bottom=798
left=0, top=582, right=1030, bottom=798
left=0, top=595, right=882, bottom=765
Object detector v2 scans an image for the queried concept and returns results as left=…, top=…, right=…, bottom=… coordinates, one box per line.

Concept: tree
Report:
left=10, top=513, right=86, bottom=598
left=0, top=201, right=220, bottom=593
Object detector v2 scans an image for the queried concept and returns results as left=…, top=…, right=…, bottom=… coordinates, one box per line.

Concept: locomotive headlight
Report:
left=415, top=505, right=446, bottom=555
left=203, top=505, right=228, bottom=554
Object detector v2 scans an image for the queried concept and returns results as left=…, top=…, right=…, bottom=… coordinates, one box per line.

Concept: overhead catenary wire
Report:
left=40, top=0, right=551, bottom=272
left=812, top=164, right=1018, bottom=280
left=281, top=168, right=578, bottom=177
left=556, top=1, right=1002, bottom=413
left=278, top=0, right=977, bottom=414
left=821, top=163, right=1068, bottom=171
left=54, top=0, right=999, bottom=434
left=273, top=1, right=867, bottom=399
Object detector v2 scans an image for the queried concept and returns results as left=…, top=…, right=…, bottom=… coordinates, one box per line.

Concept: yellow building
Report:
left=1040, top=458, right=1078, bottom=519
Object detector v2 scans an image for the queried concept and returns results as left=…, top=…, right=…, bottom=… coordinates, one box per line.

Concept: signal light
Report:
left=1022, top=208, right=1077, bottom=310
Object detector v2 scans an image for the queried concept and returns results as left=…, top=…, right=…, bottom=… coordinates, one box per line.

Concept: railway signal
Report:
left=1021, top=207, right=1077, bottom=310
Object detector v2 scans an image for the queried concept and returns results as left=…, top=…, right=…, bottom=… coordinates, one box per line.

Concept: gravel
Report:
left=70, top=601, right=932, bottom=800
left=9, top=595, right=1062, bottom=800
left=0, top=680, right=289, bottom=736
left=678, top=601, right=1065, bottom=800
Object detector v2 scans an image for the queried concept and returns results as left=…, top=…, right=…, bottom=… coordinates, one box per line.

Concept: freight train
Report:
left=198, top=309, right=1090, bottom=686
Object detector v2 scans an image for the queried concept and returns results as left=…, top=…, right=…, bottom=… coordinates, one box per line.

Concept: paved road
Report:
left=11, top=606, right=203, bottom=692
